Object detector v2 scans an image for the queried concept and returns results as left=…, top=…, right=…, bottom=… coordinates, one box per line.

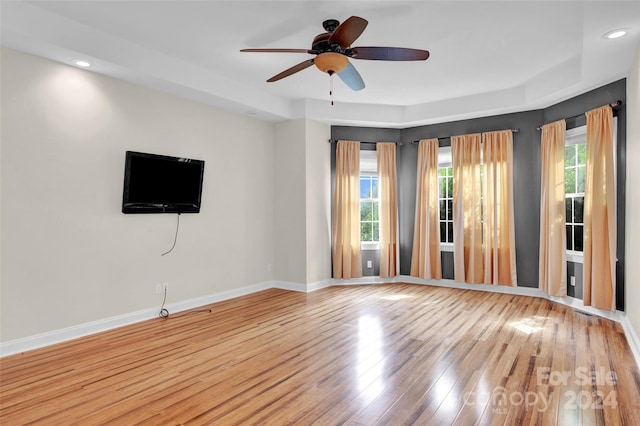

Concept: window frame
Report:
left=437, top=146, right=454, bottom=252
left=360, top=150, right=380, bottom=251
left=563, top=118, right=617, bottom=264
left=564, top=126, right=586, bottom=262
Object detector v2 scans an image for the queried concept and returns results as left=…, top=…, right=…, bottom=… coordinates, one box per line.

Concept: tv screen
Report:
left=122, top=151, right=204, bottom=214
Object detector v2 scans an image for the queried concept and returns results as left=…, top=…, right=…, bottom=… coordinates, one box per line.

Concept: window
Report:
left=565, top=139, right=586, bottom=253
left=438, top=146, right=454, bottom=247
left=438, top=166, right=454, bottom=243
left=360, top=175, right=379, bottom=243
left=360, top=150, right=379, bottom=249
left=564, top=118, right=616, bottom=260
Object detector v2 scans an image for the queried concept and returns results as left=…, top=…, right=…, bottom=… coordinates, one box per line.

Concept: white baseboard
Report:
left=4, top=276, right=640, bottom=372
left=621, top=315, right=640, bottom=370
left=547, top=294, right=624, bottom=322
left=397, top=274, right=629, bottom=322
left=396, top=275, right=639, bottom=370
left=329, top=275, right=397, bottom=286
left=0, top=281, right=272, bottom=357
left=398, top=275, right=546, bottom=298
left=392, top=275, right=627, bottom=321
left=306, top=279, right=333, bottom=292
left=272, top=280, right=307, bottom=292
left=273, top=279, right=339, bottom=293
left=0, top=307, right=160, bottom=358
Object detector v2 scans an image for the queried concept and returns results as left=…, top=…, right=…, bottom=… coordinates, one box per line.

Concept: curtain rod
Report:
left=410, top=128, right=520, bottom=144
left=328, top=139, right=402, bottom=145
left=536, top=100, right=622, bottom=131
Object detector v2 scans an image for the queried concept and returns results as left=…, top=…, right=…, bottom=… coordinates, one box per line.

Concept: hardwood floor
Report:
left=1, top=283, right=639, bottom=425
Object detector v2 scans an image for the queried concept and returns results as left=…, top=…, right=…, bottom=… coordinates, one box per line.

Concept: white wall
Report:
left=273, top=118, right=332, bottom=286
left=625, top=46, right=640, bottom=338
left=305, top=120, right=331, bottom=284
left=273, top=119, right=308, bottom=284
left=0, top=48, right=275, bottom=342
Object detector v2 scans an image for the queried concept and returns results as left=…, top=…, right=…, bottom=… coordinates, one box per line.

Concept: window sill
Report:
left=441, top=243, right=454, bottom=253
left=566, top=251, right=583, bottom=264
left=361, top=242, right=380, bottom=251
left=433, top=245, right=582, bottom=261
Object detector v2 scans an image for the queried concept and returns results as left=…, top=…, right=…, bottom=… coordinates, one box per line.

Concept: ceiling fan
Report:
left=240, top=16, right=430, bottom=92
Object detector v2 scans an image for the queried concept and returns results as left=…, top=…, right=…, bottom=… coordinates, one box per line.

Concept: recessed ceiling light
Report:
left=602, top=29, right=628, bottom=39
left=73, top=60, right=91, bottom=67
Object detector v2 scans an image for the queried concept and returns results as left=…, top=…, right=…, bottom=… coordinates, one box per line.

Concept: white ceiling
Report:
left=2, top=1, right=639, bottom=128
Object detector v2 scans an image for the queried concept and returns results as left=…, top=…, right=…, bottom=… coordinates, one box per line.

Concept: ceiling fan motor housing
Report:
left=312, top=33, right=332, bottom=52
left=313, top=19, right=343, bottom=52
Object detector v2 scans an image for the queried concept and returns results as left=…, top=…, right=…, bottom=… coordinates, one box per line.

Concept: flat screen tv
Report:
left=122, top=151, right=204, bottom=214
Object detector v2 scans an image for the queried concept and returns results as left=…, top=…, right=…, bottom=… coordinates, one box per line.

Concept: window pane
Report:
left=371, top=177, right=378, bottom=198
left=360, top=177, right=371, bottom=199
left=577, top=165, right=586, bottom=193
left=574, top=225, right=583, bottom=251
left=373, top=222, right=379, bottom=242
left=439, top=177, right=446, bottom=198
left=577, top=143, right=587, bottom=165
left=447, top=176, right=454, bottom=198
left=447, top=167, right=454, bottom=178
left=439, top=200, right=446, bottom=221
left=447, top=222, right=454, bottom=243
left=361, top=201, right=373, bottom=221
left=565, top=168, right=576, bottom=194
left=440, top=223, right=446, bottom=243
left=565, top=198, right=573, bottom=224
left=566, top=225, right=573, bottom=251
left=361, top=222, right=372, bottom=242
left=574, top=196, right=584, bottom=223
left=438, top=168, right=447, bottom=177
left=447, top=200, right=453, bottom=221
left=372, top=201, right=379, bottom=221
left=565, top=144, right=576, bottom=167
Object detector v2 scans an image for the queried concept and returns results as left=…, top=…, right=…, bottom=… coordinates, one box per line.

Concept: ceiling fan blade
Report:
left=241, top=48, right=315, bottom=54
left=266, top=59, right=315, bottom=82
left=328, top=16, right=368, bottom=48
left=351, top=46, right=430, bottom=61
left=337, top=62, right=365, bottom=91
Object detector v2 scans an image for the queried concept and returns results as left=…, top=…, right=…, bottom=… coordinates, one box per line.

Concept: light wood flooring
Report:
left=1, top=283, right=640, bottom=425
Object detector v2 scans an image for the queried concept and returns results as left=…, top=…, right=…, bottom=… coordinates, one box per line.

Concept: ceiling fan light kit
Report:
left=314, top=52, right=349, bottom=74
left=241, top=16, right=430, bottom=103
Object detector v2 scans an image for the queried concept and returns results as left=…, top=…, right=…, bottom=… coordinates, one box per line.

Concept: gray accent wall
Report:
left=331, top=79, right=626, bottom=310
left=329, top=127, right=401, bottom=278
left=542, top=81, right=627, bottom=310
left=399, top=110, right=544, bottom=287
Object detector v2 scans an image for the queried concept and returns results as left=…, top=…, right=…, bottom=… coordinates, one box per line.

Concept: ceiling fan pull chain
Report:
left=330, top=73, right=334, bottom=106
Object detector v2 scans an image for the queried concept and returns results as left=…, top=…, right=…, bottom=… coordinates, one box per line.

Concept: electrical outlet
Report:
left=155, top=284, right=162, bottom=294
left=570, top=276, right=576, bottom=287
left=163, top=283, right=169, bottom=292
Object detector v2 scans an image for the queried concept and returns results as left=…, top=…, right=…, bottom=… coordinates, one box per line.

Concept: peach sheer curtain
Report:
left=377, top=143, right=398, bottom=278
left=452, top=134, right=484, bottom=283
left=452, top=131, right=517, bottom=285
left=410, top=139, right=442, bottom=279
left=482, top=130, right=517, bottom=286
left=332, top=140, right=363, bottom=279
left=584, top=105, right=616, bottom=310
left=538, top=120, right=567, bottom=296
